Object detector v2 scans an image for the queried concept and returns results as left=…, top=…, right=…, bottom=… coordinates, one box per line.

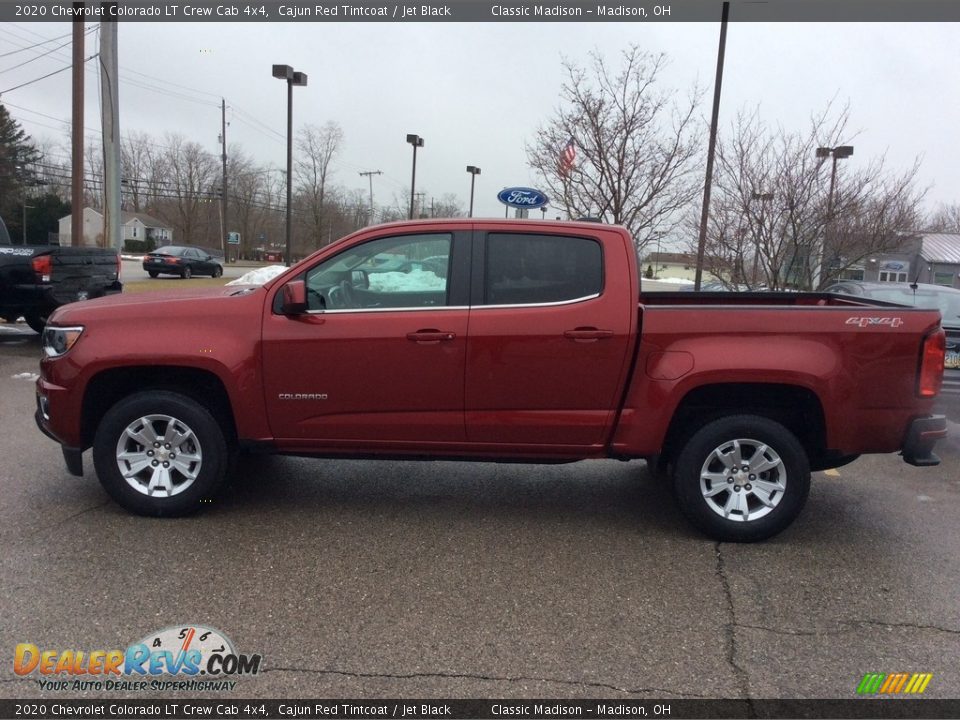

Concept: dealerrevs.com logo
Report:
left=14, top=625, right=262, bottom=693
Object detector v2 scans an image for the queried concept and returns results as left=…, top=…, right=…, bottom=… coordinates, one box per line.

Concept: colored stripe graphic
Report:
left=881, top=673, right=909, bottom=693
left=857, top=673, right=885, bottom=694
left=857, top=672, right=932, bottom=695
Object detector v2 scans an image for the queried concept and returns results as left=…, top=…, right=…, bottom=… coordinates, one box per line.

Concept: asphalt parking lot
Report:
left=1, top=323, right=959, bottom=701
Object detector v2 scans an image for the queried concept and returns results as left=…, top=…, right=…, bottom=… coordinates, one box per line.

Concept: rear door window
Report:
left=483, top=233, right=603, bottom=306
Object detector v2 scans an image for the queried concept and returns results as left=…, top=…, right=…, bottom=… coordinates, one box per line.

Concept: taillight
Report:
left=31, top=255, right=53, bottom=282
left=918, top=329, right=946, bottom=398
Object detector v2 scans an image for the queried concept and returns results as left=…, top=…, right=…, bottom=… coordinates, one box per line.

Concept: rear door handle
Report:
left=407, top=330, right=457, bottom=343
left=564, top=328, right=614, bottom=341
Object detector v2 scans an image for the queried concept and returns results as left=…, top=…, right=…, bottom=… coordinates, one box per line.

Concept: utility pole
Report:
left=693, top=0, right=729, bottom=290
left=70, top=7, right=85, bottom=247
left=100, top=8, right=121, bottom=251
left=358, top=170, right=381, bottom=225
left=220, top=98, right=228, bottom=256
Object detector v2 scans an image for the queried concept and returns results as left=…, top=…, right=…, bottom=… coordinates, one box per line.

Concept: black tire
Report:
left=212, top=265, right=223, bottom=278
left=148, top=271, right=159, bottom=278
left=672, top=415, right=810, bottom=543
left=181, top=266, right=192, bottom=279
left=92, top=390, right=230, bottom=516
left=24, top=312, right=47, bottom=334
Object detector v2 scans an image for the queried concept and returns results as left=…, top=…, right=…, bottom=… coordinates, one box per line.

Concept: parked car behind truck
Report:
left=36, top=219, right=947, bottom=541
left=143, top=245, right=224, bottom=279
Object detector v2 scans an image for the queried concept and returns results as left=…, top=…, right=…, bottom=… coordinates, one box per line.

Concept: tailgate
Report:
left=42, top=248, right=121, bottom=304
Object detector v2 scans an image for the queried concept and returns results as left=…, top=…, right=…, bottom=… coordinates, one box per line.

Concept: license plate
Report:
left=946, top=351, right=960, bottom=370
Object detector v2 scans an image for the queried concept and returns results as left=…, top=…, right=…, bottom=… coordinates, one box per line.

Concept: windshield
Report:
left=862, top=286, right=960, bottom=324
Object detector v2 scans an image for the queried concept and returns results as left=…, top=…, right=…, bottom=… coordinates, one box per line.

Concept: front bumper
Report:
left=901, top=415, right=948, bottom=467
left=34, top=407, right=84, bottom=476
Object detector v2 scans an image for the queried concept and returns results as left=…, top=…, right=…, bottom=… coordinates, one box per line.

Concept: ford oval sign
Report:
left=497, top=187, right=549, bottom=210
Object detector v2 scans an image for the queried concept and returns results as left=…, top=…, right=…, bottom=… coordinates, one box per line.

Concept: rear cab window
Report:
left=482, top=233, right=603, bottom=306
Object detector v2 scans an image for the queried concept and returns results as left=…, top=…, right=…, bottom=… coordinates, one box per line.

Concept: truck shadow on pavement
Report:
left=218, top=455, right=689, bottom=538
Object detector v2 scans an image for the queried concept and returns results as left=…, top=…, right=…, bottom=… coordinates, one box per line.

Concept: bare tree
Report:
left=430, top=193, right=465, bottom=219
left=33, top=138, right=71, bottom=205
left=295, top=121, right=343, bottom=251
left=527, top=46, right=703, bottom=254
left=83, top=141, right=104, bottom=212
left=157, top=134, right=219, bottom=245
left=120, top=131, right=160, bottom=212
left=927, top=203, right=960, bottom=233
left=692, top=104, right=925, bottom=290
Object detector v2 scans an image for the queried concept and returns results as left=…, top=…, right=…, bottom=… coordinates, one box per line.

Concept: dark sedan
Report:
left=824, top=280, right=960, bottom=395
left=143, top=246, right=224, bottom=279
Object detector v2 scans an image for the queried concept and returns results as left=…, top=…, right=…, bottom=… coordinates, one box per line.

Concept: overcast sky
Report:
left=1, top=17, right=957, bottom=240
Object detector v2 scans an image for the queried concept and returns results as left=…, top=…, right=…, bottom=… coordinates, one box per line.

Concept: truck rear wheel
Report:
left=672, top=415, right=810, bottom=542
left=92, top=391, right=228, bottom=516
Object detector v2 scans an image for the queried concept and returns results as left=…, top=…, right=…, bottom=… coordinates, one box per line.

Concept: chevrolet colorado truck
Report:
left=0, top=217, right=122, bottom=332
left=35, top=219, right=948, bottom=541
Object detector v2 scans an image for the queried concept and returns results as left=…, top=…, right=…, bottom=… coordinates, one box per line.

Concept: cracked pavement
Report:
left=2, top=327, right=959, bottom=700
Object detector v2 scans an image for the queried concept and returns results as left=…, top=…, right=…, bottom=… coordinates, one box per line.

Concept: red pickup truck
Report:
left=36, top=220, right=948, bottom=541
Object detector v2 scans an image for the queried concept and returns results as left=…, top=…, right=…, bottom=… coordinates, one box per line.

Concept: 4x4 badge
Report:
left=846, top=316, right=904, bottom=328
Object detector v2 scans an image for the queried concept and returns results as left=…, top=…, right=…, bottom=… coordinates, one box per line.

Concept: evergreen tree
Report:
left=0, top=103, right=42, bottom=240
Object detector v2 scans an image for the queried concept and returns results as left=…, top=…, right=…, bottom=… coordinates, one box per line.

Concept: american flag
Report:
left=560, top=137, right=576, bottom=174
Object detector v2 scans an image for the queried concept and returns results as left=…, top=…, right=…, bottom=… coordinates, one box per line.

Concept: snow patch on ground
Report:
left=224, top=266, right=445, bottom=291
left=225, top=265, right=287, bottom=286
left=367, top=269, right=444, bottom=292
left=12, top=372, right=39, bottom=381
left=654, top=277, right=695, bottom=285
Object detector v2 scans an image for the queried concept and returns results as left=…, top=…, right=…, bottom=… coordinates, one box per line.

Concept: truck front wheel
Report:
left=92, top=391, right=229, bottom=516
left=24, top=312, right=48, bottom=334
left=672, top=415, right=810, bottom=542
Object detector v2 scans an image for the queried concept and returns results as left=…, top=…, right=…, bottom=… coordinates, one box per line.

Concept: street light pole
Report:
left=466, top=165, right=481, bottom=217
left=22, top=199, right=32, bottom=244
left=406, top=134, right=424, bottom=220
left=652, top=231, right=665, bottom=279
left=814, top=145, right=853, bottom=288
left=272, top=64, right=308, bottom=267
left=750, top=191, right=773, bottom=286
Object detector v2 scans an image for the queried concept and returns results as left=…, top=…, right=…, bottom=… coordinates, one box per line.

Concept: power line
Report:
left=0, top=29, right=94, bottom=72
left=0, top=53, right=98, bottom=95
left=0, top=29, right=73, bottom=58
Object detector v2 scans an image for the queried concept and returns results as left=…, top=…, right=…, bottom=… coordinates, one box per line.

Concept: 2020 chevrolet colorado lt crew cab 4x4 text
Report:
left=36, top=219, right=948, bottom=541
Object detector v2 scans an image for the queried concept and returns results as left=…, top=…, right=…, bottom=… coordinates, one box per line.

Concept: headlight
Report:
left=42, top=326, right=85, bottom=358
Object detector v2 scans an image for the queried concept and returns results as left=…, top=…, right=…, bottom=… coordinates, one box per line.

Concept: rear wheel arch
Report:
left=659, top=383, right=827, bottom=469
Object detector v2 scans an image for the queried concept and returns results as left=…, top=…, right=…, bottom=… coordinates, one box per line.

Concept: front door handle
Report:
left=564, top=328, right=614, bottom=341
left=407, top=330, right=457, bottom=343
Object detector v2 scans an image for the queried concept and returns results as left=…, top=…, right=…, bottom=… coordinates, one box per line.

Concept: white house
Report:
left=58, top=208, right=173, bottom=248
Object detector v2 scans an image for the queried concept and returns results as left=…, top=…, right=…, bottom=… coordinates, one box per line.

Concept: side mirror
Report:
left=281, top=280, right=308, bottom=315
